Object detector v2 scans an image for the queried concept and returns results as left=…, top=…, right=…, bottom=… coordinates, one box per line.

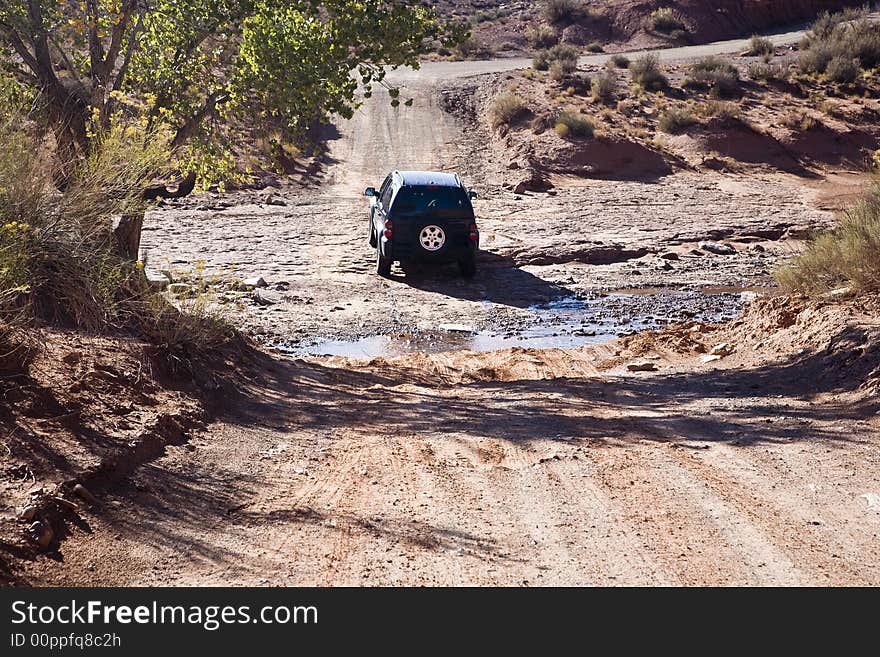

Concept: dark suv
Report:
left=364, top=171, right=479, bottom=278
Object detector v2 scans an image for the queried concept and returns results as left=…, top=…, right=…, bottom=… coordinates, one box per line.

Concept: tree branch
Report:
left=171, top=89, right=229, bottom=148
left=111, top=6, right=145, bottom=94
left=101, top=0, right=137, bottom=84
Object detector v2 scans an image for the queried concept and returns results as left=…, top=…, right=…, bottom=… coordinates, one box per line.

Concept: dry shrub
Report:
left=610, top=54, right=630, bottom=69
left=0, top=105, right=236, bottom=374
left=825, top=55, right=860, bottom=84
left=747, top=61, right=789, bottom=82
left=527, top=24, right=558, bottom=49
left=658, top=107, right=697, bottom=134
left=776, top=183, right=880, bottom=294
left=544, top=0, right=584, bottom=25
left=649, top=8, right=685, bottom=33
left=686, top=57, right=741, bottom=98
left=591, top=69, right=618, bottom=104
left=629, top=54, right=667, bottom=91
left=745, top=35, right=775, bottom=57
left=554, top=111, right=594, bottom=139
left=489, top=92, right=528, bottom=128
left=798, top=11, right=879, bottom=75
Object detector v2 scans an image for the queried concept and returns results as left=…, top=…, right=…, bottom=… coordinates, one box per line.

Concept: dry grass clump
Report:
left=554, top=111, right=594, bottom=139
left=686, top=57, right=741, bottom=98
left=629, top=54, right=667, bottom=92
left=776, top=183, right=880, bottom=295
left=489, top=92, right=528, bottom=128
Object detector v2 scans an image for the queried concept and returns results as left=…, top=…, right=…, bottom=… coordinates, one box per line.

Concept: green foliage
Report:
left=0, top=1, right=463, bottom=187
left=610, top=54, right=630, bottom=69
left=554, top=111, right=594, bottom=139
left=586, top=42, right=604, bottom=53
left=658, top=107, right=697, bottom=134
left=629, top=54, right=667, bottom=91
left=776, top=183, right=880, bottom=295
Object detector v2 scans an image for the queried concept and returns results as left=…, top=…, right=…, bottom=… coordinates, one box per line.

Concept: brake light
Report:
left=384, top=219, right=392, bottom=229
left=469, top=233, right=478, bottom=241
left=384, top=229, right=393, bottom=239
left=469, top=223, right=478, bottom=231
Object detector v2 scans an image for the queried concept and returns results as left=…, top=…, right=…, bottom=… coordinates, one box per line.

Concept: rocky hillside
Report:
left=433, top=0, right=868, bottom=55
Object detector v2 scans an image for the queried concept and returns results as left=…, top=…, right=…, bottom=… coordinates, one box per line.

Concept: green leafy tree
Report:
left=0, top=1, right=465, bottom=255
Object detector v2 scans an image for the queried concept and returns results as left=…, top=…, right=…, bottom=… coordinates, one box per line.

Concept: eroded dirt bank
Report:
left=15, top=295, right=880, bottom=586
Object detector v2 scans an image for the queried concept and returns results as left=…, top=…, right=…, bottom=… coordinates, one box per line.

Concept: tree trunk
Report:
left=113, top=212, right=144, bottom=260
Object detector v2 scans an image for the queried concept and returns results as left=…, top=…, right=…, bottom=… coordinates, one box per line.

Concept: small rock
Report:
left=659, top=252, right=680, bottom=261
left=73, top=483, right=98, bottom=505
left=61, top=351, right=82, bottom=366
left=710, top=342, right=734, bottom=357
left=753, top=341, right=765, bottom=350
left=243, top=276, right=268, bottom=289
left=751, top=244, right=766, bottom=252
left=822, top=286, right=852, bottom=299
left=786, top=226, right=814, bottom=240
left=627, top=361, right=657, bottom=372
left=27, top=520, right=53, bottom=549
left=701, top=354, right=723, bottom=364
left=264, top=194, right=287, bottom=207
left=699, top=241, right=736, bottom=255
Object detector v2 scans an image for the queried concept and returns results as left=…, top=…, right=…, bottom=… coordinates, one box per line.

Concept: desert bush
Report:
left=610, top=54, right=630, bottom=69
left=527, top=24, right=558, bottom=49
left=698, top=100, right=740, bottom=121
left=455, top=36, right=494, bottom=60
left=0, top=107, right=234, bottom=370
left=658, top=107, right=697, bottom=134
left=544, top=0, right=584, bottom=25
left=798, top=14, right=880, bottom=75
left=686, top=57, right=741, bottom=97
left=549, top=58, right=577, bottom=81
left=489, top=92, right=528, bottom=128
left=629, top=54, right=668, bottom=91
left=554, top=111, right=594, bottom=139
left=535, top=44, right=579, bottom=73
left=825, top=55, right=860, bottom=83
left=649, top=7, right=685, bottom=34
left=586, top=42, right=604, bottom=53
left=747, top=61, right=789, bottom=82
left=745, top=35, right=775, bottom=57
left=781, top=110, right=819, bottom=132
left=591, top=69, right=618, bottom=104
left=776, top=183, right=880, bottom=294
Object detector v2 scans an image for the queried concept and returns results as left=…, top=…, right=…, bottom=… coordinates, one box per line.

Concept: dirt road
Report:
left=19, top=33, right=880, bottom=586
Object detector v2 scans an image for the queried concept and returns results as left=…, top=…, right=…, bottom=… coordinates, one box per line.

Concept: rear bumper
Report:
left=381, top=234, right=478, bottom=262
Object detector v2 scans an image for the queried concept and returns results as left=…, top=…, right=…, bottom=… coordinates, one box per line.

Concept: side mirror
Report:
left=468, top=190, right=478, bottom=200
left=364, top=187, right=377, bottom=197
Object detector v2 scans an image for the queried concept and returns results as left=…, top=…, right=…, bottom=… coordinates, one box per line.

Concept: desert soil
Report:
left=12, top=35, right=880, bottom=586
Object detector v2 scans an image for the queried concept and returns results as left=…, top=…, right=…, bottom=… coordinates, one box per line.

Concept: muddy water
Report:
left=281, top=288, right=762, bottom=358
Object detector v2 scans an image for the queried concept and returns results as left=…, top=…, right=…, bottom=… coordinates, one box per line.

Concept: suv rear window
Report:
left=391, top=186, right=472, bottom=213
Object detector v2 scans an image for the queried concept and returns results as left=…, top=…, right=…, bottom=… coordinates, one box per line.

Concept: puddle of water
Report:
left=280, top=288, right=761, bottom=358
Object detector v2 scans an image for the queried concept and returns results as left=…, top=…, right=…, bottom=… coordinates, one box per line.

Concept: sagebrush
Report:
left=776, top=183, right=880, bottom=295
